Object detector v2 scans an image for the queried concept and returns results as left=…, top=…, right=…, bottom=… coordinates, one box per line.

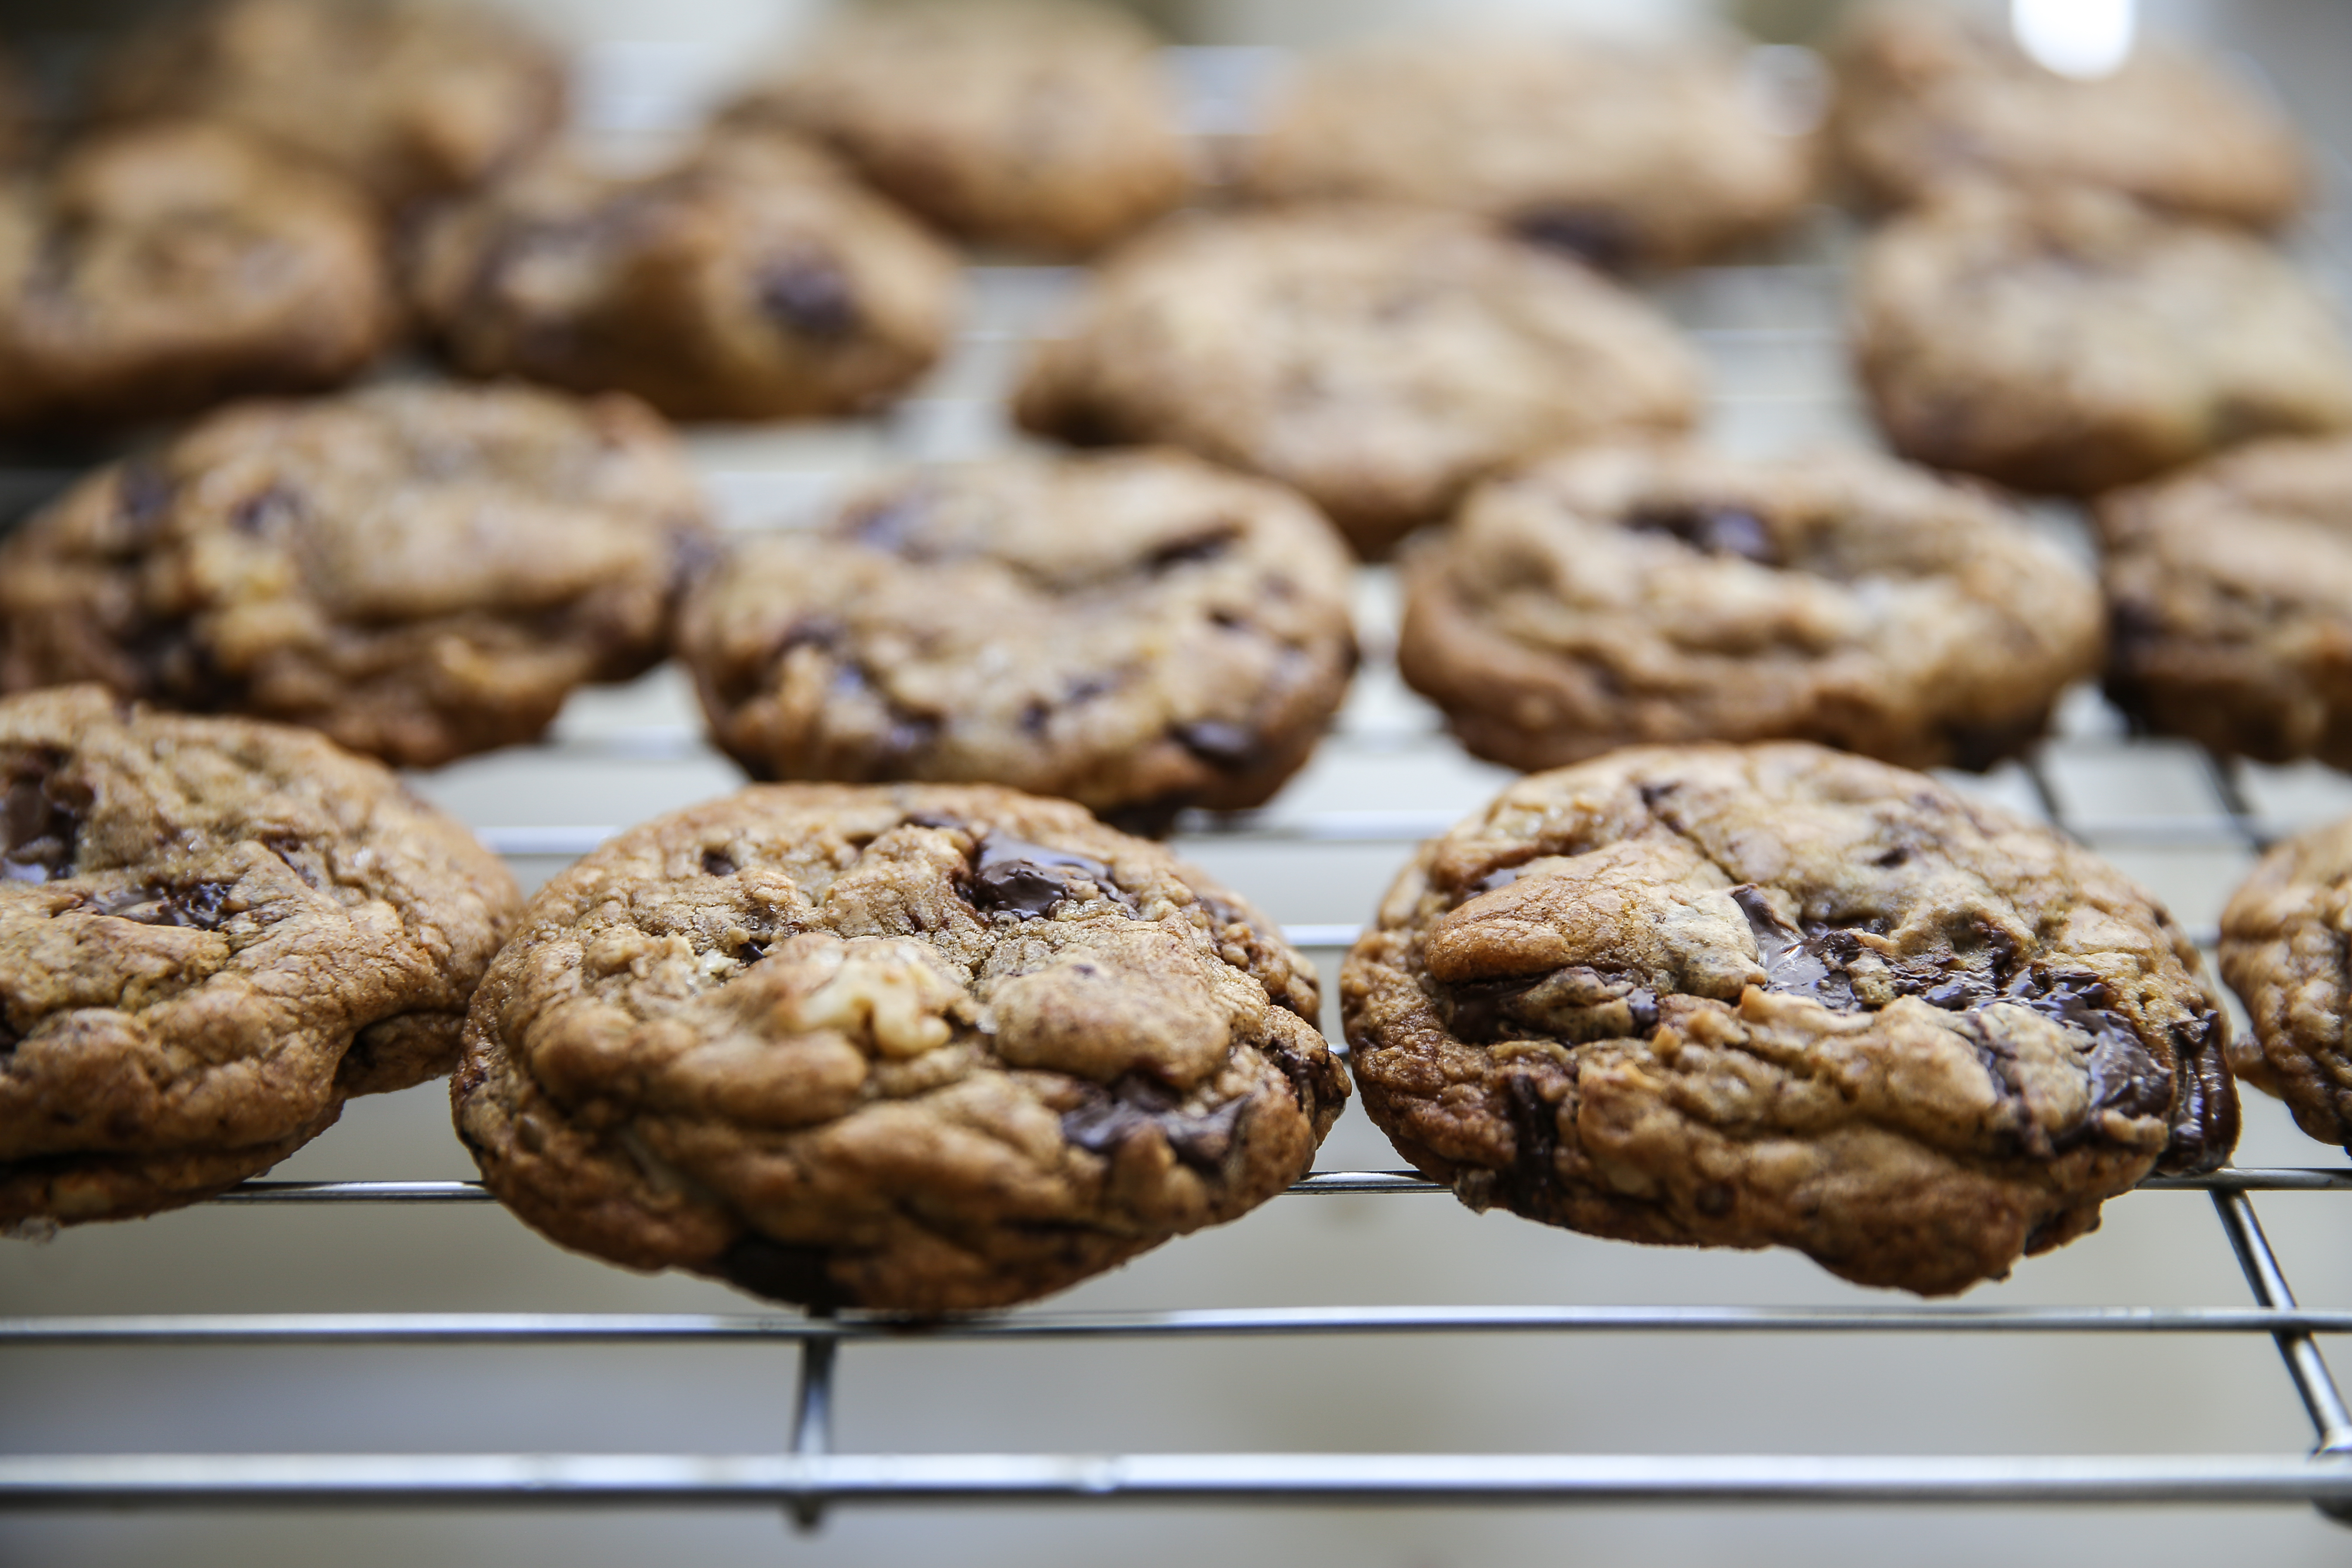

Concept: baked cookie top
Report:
left=2, top=685, right=521, bottom=1225
left=1014, top=205, right=1703, bottom=557
left=453, top=783, right=1347, bottom=1313
left=1397, top=445, right=2102, bottom=773
left=1853, top=185, right=2352, bottom=496
left=0, top=383, right=713, bottom=769
left=0, top=120, right=394, bottom=430
left=92, top=0, right=565, bottom=210
left=722, top=0, right=1195, bottom=256
left=2100, top=435, right=2352, bottom=767
left=1342, top=743, right=2236, bottom=1296
left=679, top=450, right=1357, bottom=831
left=1242, top=31, right=1815, bottom=271
left=2221, top=816, right=2352, bottom=1150
left=1830, top=1, right=2306, bottom=229
left=412, top=131, right=962, bottom=421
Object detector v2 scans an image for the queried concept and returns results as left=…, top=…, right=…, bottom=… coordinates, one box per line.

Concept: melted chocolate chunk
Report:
left=1627, top=503, right=1778, bottom=565
left=968, top=835, right=1125, bottom=919
left=1511, top=206, right=1635, bottom=270
left=1060, top=1075, right=1245, bottom=1175
left=701, top=849, right=738, bottom=877
left=1501, top=1074, right=1560, bottom=1194
left=2159, top=1009, right=2236, bottom=1176
left=261, top=832, right=322, bottom=890
left=86, top=880, right=233, bottom=930
left=736, top=937, right=768, bottom=965
left=2, top=753, right=84, bottom=884
left=716, top=1233, right=842, bottom=1308
left=756, top=256, right=858, bottom=339
left=1171, top=720, right=1259, bottom=771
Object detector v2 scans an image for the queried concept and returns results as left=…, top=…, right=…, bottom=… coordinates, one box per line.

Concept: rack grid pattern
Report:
left=11, top=39, right=2352, bottom=1540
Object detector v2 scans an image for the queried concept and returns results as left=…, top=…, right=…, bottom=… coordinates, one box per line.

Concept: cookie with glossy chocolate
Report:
left=1014, top=206, right=1702, bottom=557
left=1, top=686, right=521, bottom=1226
left=1853, top=185, right=2352, bottom=496
left=0, top=383, right=713, bottom=769
left=2100, top=435, right=2352, bottom=767
left=412, top=131, right=961, bottom=421
left=1831, top=2, right=2306, bottom=228
left=453, top=783, right=1347, bottom=1313
left=679, top=450, right=1355, bottom=831
left=92, top=0, right=564, bottom=210
left=2222, top=817, right=2352, bottom=1152
left=1243, top=32, right=1814, bottom=271
left=1398, top=445, right=2101, bottom=772
left=721, top=0, right=1194, bottom=256
left=0, top=120, right=394, bottom=431
left=1342, top=743, right=2236, bottom=1295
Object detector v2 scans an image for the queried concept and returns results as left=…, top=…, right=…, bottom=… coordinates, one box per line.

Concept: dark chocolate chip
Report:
left=736, top=937, right=768, bottom=965
left=756, top=256, right=858, bottom=339
left=86, top=879, right=233, bottom=930
left=701, top=849, right=738, bottom=877
left=1511, top=206, right=1636, bottom=270
left=968, top=834, right=1122, bottom=919
left=2, top=753, right=84, bottom=884
left=2157, top=1008, right=2237, bottom=1176
left=715, top=1233, right=842, bottom=1308
left=1501, top=1074, right=1559, bottom=1194
left=1171, top=720, right=1259, bottom=772
left=1626, top=503, right=1779, bottom=565
left=1060, top=1075, right=1246, bottom=1175
left=1443, top=976, right=1538, bottom=1045
left=1019, top=700, right=1051, bottom=737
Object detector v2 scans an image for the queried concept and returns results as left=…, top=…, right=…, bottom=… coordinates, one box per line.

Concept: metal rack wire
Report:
left=11, top=34, right=2352, bottom=1548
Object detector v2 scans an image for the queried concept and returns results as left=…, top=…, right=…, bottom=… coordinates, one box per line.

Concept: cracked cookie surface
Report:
left=721, top=0, right=1194, bottom=256
left=2221, top=819, right=2352, bottom=1152
left=453, top=783, right=1346, bottom=1312
left=1397, top=445, right=2102, bottom=772
left=678, top=450, right=1356, bottom=831
left=1341, top=743, right=2236, bottom=1295
left=2099, top=435, right=2352, bottom=768
left=0, top=120, right=394, bottom=431
left=0, top=383, right=714, bottom=769
left=1853, top=185, right=2352, bottom=496
left=1829, top=2, right=2306, bottom=228
left=93, top=0, right=564, bottom=210
left=413, top=131, right=961, bottom=421
left=1243, top=33, right=1813, bottom=271
left=1, top=686, right=521, bottom=1225
left=1014, top=205, right=1701, bottom=558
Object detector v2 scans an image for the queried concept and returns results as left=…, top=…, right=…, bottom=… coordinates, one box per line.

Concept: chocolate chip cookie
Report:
left=720, top=0, right=1194, bottom=257
left=1830, top=2, right=2307, bottom=228
left=0, top=383, right=713, bottom=769
left=412, top=131, right=962, bottom=421
left=1398, top=444, right=2102, bottom=773
left=1242, top=33, right=1814, bottom=271
left=92, top=0, right=564, bottom=211
left=2221, top=818, right=2352, bottom=1151
left=1853, top=185, right=2352, bottom=496
left=2, top=685, right=521, bottom=1226
left=0, top=120, right=395, bottom=432
left=453, top=784, right=1347, bottom=1313
left=1014, top=206, right=1703, bottom=557
left=1343, top=743, right=2237, bottom=1296
left=678, top=450, right=1356, bottom=832
left=2099, top=435, right=2352, bottom=766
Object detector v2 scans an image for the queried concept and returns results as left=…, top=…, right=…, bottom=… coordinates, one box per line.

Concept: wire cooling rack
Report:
left=11, top=36, right=2352, bottom=1550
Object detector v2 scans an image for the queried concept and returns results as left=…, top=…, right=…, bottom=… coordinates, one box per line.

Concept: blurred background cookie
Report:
left=411, top=130, right=962, bottom=420
left=1015, top=205, right=1702, bottom=557
left=0, top=383, right=713, bottom=767
left=721, top=0, right=1197, bottom=257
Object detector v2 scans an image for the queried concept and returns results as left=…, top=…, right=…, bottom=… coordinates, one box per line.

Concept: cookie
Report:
left=1014, top=206, right=1703, bottom=557
left=412, top=131, right=962, bottom=421
left=2221, top=818, right=2352, bottom=1151
left=1, top=685, right=521, bottom=1226
left=1342, top=742, right=2237, bottom=1296
left=1397, top=445, right=2101, bottom=773
left=1829, top=2, right=2306, bottom=229
left=1853, top=185, right=2352, bottom=496
left=1241, top=32, right=1814, bottom=271
left=679, top=450, right=1356, bottom=832
left=2099, top=435, right=2352, bottom=766
left=92, top=0, right=564, bottom=211
left=452, top=783, right=1347, bottom=1313
left=0, top=383, right=714, bottom=769
left=721, top=0, right=1194, bottom=257
left=0, top=120, right=395, bottom=432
